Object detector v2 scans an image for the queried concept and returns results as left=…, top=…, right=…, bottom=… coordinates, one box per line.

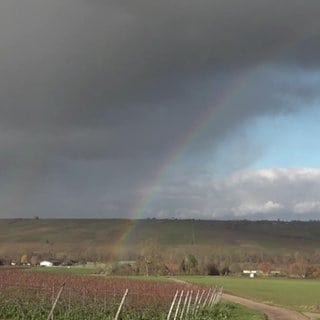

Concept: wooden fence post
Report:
left=179, top=290, right=189, bottom=320
left=47, top=283, right=65, bottom=320
left=192, top=290, right=200, bottom=315
left=167, top=290, right=178, bottom=320
left=173, top=290, right=184, bottom=320
left=114, top=288, right=128, bottom=320
left=195, top=289, right=205, bottom=315
left=202, top=288, right=212, bottom=309
left=186, top=290, right=193, bottom=317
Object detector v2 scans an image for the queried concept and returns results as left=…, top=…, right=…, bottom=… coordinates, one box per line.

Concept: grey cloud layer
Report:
left=0, top=0, right=320, bottom=217
left=1, top=0, right=320, bottom=125
left=153, top=168, right=320, bottom=220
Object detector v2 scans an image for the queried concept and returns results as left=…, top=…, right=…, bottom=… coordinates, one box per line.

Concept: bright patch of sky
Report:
left=248, top=106, right=320, bottom=169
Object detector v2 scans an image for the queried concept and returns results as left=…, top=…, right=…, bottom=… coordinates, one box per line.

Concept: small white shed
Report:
left=243, top=270, right=257, bottom=278
left=40, top=260, right=53, bottom=267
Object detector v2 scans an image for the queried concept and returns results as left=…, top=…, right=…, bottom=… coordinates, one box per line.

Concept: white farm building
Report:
left=40, top=260, right=53, bottom=267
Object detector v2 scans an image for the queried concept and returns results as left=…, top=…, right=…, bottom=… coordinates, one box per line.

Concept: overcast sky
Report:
left=1, top=0, right=320, bottom=219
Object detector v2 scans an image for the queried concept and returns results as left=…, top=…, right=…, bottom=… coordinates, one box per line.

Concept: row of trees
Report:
left=6, top=250, right=320, bottom=279
left=110, top=240, right=320, bottom=278
left=2, top=239, right=320, bottom=278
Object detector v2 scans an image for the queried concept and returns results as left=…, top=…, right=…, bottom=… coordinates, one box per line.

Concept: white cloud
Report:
left=294, top=201, right=320, bottom=214
left=232, top=201, right=283, bottom=217
left=154, top=168, right=320, bottom=219
left=219, top=168, right=320, bottom=218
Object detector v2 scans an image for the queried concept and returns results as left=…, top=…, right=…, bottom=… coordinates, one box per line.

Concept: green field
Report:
left=31, top=265, right=98, bottom=275
left=180, top=275, right=320, bottom=313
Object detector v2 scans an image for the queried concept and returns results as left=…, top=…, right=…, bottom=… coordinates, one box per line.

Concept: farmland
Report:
left=181, top=275, right=320, bottom=314
left=0, top=269, right=265, bottom=320
left=1, top=218, right=320, bottom=318
left=0, top=268, right=205, bottom=319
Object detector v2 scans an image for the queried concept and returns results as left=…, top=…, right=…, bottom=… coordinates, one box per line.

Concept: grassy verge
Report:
left=179, top=275, right=320, bottom=313
left=215, top=302, right=267, bottom=320
left=0, top=301, right=265, bottom=320
left=29, top=265, right=97, bottom=275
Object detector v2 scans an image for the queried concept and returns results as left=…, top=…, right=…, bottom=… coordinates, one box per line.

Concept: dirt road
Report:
left=223, top=293, right=309, bottom=320
left=171, top=278, right=319, bottom=319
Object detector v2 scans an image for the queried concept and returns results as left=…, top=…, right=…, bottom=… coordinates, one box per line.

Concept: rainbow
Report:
left=109, top=22, right=314, bottom=256
left=111, top=67, right=256, bottom=257
left=110, top=22, right=310, bottom=253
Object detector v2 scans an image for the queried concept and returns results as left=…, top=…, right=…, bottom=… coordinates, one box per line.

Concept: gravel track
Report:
left=223, top=293, right=311, bottom=320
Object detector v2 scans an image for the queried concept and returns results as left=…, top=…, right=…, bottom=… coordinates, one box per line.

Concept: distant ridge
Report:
left=1, top=218, right=319, bottom=248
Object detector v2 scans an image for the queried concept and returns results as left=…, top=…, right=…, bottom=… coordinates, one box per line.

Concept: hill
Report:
left=1, top=219, right=320, bottom=271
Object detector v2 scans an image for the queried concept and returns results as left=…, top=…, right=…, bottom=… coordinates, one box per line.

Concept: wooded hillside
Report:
left=1, top=219, right=320, bottom=276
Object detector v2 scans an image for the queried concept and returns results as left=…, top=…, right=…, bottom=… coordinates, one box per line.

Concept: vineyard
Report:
left=0, top=269, right=223, bottom=319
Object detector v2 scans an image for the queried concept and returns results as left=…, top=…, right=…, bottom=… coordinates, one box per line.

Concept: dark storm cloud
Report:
left=0, top=0, right=320, bottom=217
left=1, top=0, right=320, bottom=127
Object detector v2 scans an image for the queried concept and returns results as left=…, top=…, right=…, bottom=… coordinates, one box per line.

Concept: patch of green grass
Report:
left=179, top=275, right=320, bottom=313
left=30, top=266, right=97, bottom=275
left=217, top=302, right=267, bottom=320
left=192, top=302, right=266, bottom=320
left=0, top=301, right=265, bottom=320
